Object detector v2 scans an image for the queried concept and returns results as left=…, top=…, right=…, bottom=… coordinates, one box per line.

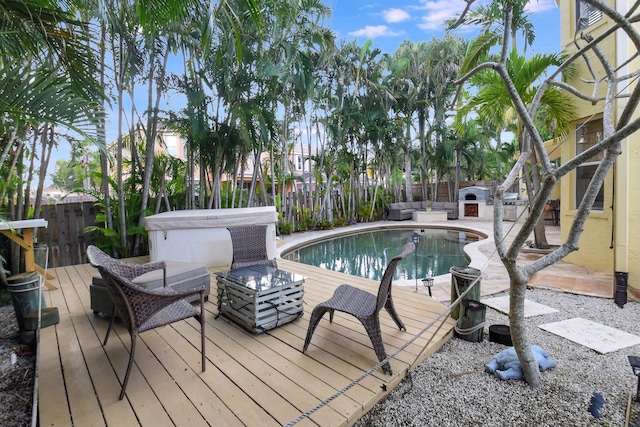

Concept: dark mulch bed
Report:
left=0, top=303, right=36, bottom=427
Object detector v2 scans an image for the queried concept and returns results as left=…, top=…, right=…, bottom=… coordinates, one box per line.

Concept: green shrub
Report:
left=317, top=220, right=334, bottom=230
left=333, top=217, right=349, bottom=228
left=279, top=221, right=293, bottom=235
left=299, top=213, right=313, bottom=232
left=357, top=201, right=372, bottom=221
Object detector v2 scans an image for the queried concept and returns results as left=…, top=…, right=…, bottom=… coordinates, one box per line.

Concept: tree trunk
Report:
left=98, top=22, right=113, bottom=244
left=22, top=132, right=38, bottom=219
left=455, top=148, right=461, bottom=204
left=404, top=146, right=412, bottom=202
left=116, top=97, right=126, bottom=255
left=509, top=273, right=541, bottom=388
left=529, top=148, right=550, bottom=249
left=270, top=137, right=277, bottom=209
left=34, top=125, right=53, bottom=217
left=135, top=42, right=170, bottom=256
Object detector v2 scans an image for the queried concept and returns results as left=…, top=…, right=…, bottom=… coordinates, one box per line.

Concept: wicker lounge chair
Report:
left=302, top=241, right=415, bottom=374
left=228, top=225, right=277, bottom=270
left=86, top=245, right=206, bottom=400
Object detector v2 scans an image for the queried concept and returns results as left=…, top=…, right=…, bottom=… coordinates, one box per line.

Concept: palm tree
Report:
left=450, top=0, right=535, bottom=53
left=423, top=36, right=467, bottom=202
left=0, top=0, right=103, bottom=203
left=457, top=50, right=575, bottom=248
left=450, top=119, right=488, bottom=198
left=82, top=0, right=268, bottom=256
left=391, top=36, right=466, bottom=202
left=0, top=0, right=105, bottom=275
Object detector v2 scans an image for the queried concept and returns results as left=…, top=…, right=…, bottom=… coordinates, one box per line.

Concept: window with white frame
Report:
left=575, top=119, right=604, bottom=210
left=164, top=133, right=178, bottom=156
left=296, top=155, right=303, bottom=171
left=576, top=0, right=603, bottom=32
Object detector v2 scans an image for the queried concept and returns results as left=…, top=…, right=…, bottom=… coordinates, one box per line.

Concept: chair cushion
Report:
left=92, top=260, right=207, bottom=290
left=90, top=260, right=209, bottom=316
left=133, top=260, right=207, bottom=290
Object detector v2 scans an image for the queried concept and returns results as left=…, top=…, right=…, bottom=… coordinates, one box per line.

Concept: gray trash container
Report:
left=6, top=271, right=46, bottom=331
left=455, top=299, right=486, bottom=342
left=450, top=266, right=481, bottom=319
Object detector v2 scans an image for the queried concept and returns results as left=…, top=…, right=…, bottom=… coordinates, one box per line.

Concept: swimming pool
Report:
left=282, top=228, right=482, bottom=282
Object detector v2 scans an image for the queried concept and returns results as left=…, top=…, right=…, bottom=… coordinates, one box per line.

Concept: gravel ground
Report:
left=356, top=288, right=640, bottom=427
left=0, top=303, right=35, bottom=427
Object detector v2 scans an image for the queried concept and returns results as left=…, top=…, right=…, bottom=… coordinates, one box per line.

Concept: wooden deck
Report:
left=37, top=258, right=455, bottom=427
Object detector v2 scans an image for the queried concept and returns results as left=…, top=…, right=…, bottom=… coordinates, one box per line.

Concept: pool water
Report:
left=282, top=228, right=481, bottom=282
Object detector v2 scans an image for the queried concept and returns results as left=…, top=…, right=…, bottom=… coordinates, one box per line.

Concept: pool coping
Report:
left=276, top=220, right=493, bottom=289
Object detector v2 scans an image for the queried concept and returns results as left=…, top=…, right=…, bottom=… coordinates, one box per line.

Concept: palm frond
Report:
left=459, top=31, right=501, bottom=76
left=0, top=64, right=102, bottom=138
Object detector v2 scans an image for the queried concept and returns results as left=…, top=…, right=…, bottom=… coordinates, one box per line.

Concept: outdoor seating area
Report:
left=385, top=201, right=459, bottom=220
left=37, top=257, right=455, bottom=426
left=7, top=1, right=640, bottom=424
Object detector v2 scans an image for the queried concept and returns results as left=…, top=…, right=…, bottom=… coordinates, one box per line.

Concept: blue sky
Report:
left=326, top=0, right=561, bottom=55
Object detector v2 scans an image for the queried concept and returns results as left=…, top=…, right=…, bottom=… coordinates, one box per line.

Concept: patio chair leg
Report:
left=362, top=317, right=392, bottom=375
left=103, top=306, right=116, bottom=346
left=303, top=306, right=330, bottom=352
left=120, top=333, right=138, bottom=400
left=200, top=291, right=206, bottom=372
left=384, top=296, right=406, bottom=331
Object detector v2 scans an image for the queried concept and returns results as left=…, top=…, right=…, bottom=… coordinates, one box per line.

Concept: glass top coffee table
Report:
left=215, top=265, right=304, bottom=333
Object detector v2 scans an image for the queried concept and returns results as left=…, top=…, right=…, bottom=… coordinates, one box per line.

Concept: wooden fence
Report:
left=35, top=202, right=98, bottom=268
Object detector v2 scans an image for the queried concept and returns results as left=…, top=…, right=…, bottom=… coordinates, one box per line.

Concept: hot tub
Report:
left=145, top=207, right=278, bottom=267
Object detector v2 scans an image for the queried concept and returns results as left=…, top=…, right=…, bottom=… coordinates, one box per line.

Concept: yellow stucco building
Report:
left=556, top=0, right=640, bottom=300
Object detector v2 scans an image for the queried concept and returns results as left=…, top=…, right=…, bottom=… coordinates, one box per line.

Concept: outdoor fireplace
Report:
left=458, top=187, right=492, bottom=219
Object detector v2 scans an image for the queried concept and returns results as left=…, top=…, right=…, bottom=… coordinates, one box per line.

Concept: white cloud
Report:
left=348, top=25, right=400, bottom=38
left=525, top=0, right=558, bottom=13
left=414, top=0, right=557, bottom=32
left=416, top=0, right=468, bottom=31
left=412, top=0, right=557, bottom=32
left=383, top=8, right=411, bottom=23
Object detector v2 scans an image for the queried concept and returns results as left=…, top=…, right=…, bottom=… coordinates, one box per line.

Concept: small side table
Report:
left=216, top=265, right=304, bottom=333
left=412, top=210, right=447, bottom=222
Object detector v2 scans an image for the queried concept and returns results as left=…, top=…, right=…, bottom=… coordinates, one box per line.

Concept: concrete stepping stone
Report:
left=482, top=295, right=558, bottom=317
left=539, top=317, right=640, bottom=354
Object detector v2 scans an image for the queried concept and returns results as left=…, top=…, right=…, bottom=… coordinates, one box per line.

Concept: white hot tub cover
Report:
left=145, top=207, right=278, bottom=231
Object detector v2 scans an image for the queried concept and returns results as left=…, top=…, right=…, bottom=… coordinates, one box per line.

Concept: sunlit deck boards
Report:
left=38, top=258, right=455, bottom=427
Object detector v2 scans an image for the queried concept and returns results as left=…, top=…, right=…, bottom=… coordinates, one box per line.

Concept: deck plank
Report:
left=161, top=325, right=279, bottom=427
left=39, top=257, right=455, bottom=427
left=201, top=316, right=350, bottom=425
left=38, top=323, right=72, bottom=426
left=58, top=264, right=143, bottom=426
